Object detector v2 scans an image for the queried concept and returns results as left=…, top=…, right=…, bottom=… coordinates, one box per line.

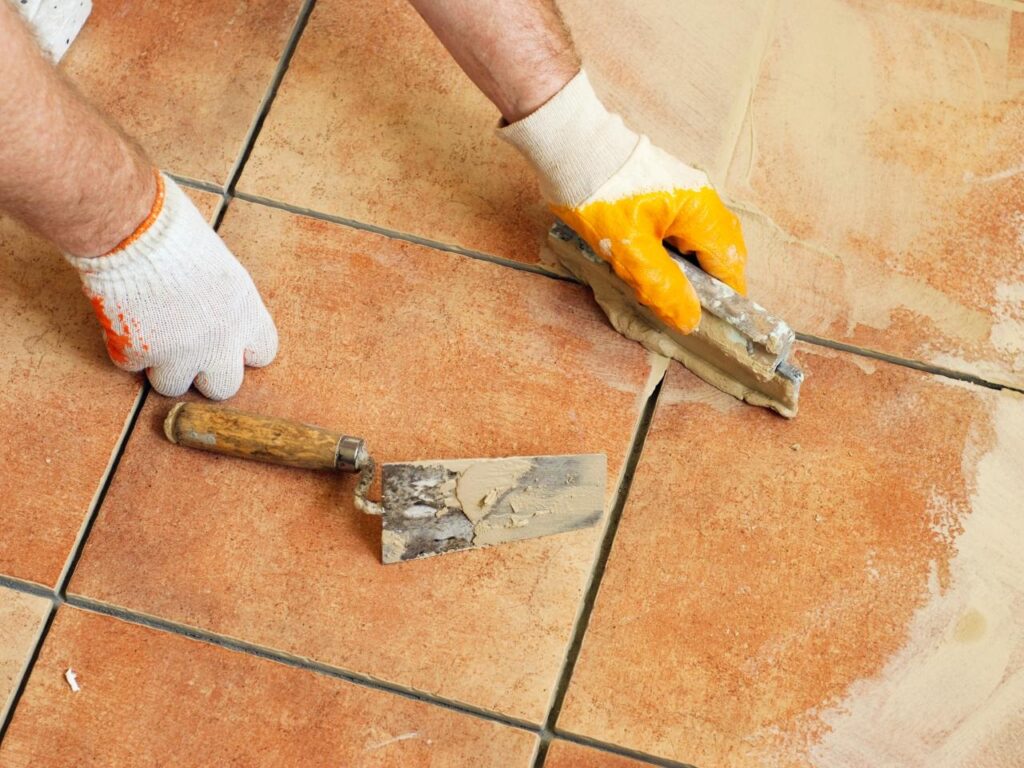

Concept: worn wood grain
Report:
left=163, top=403, right=346, bottom=471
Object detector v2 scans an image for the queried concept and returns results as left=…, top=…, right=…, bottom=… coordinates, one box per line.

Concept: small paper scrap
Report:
left=64, top=668, right=80, bottom=693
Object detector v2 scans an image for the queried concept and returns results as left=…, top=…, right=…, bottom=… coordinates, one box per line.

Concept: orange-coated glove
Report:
left=500, top=71, right=747, bottom=333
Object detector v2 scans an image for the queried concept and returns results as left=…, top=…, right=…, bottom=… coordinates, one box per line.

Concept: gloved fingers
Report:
left=608, top=234, right=703, bottom=334
left=194, top=357, right=246, bottom=401
left=147, top=363, right=196, bottom=398
left=243, top=305, right=279, bottom=368
left=665, top=189, right=748, bottom=295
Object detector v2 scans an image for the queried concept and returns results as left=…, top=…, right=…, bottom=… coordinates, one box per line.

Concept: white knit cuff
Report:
left=63, top=173, right=188, bottom=277
left=498, top=70, right=639, bottom=207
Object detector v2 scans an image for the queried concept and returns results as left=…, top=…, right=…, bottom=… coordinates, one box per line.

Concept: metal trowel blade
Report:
left=378, top=453, right=606, bottom=563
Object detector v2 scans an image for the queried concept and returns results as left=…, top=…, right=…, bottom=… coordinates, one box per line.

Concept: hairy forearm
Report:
left=407, top=0, right=580, bottom=123
left=0, top=1, right=153, bottom=257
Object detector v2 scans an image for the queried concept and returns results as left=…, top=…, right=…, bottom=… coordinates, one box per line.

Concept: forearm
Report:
left=0, top=1, right=154, bottom=257
left=407, top=0, right=580, bottom=123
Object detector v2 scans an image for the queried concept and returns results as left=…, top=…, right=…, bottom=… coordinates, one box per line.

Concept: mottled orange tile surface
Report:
left=559, top=346, right=1024, bottom=766
left=68, top=201, right=656, bottom=722
left=181, top=186, right=222, bottom=221
left=240, top=0, right=773, bottom=265
left=61, top=0, right=303, bottom=185
left=0, top=587, right=50, bottom=720
left=726, top=0, right=1024, bottom=388
left=0, top=217, right=140, bottom=586
left=545, top=740, right=651, bottom=768
left=0, top=189, right=219, bottom=587
left=0, top=607, right=537, bottom=766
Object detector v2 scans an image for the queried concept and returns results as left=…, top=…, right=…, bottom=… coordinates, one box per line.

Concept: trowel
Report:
left=164, top=403, right=605, bottom=564
left=547, top=222, right=804, bottom=417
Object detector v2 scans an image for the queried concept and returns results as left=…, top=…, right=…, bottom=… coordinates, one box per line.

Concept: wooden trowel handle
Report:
left=163, top=402, right=367, bottom=472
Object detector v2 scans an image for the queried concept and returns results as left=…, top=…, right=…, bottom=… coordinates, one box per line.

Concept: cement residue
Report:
left=455, top=457, right=534, bottom=524
left=549, top=229, right=800, bottom=417
left=380, top=454, right=606, bottom=561
left=810, top=393, right=1024, bottom=764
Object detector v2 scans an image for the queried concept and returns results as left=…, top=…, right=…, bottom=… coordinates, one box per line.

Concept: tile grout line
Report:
left=53, top=386, right=148, bottom=591
left=233, top=190, right=573, bottom=281
left=63, top=594, right=541, bottom=734
left=0, top=162, right=236, bottom=748
left=0, top=370, right=682, bottom=766
left=0, top=602, right=58, bottom=743
left=531, top=373, right=668, bottom=768
left=164, top=173, right=225, bottom=196
left=0, top=382, right=150, bottom=744
left=229, top=192, right=1022, bottom=395
left=221, top=0, right=318, bottom=201
left=548, top=729, right=699, bottom=768
left=55, top=385, right=152, bottom=600
left=0, top=576, right=55, bottom=601
left=798, top=333, right=1024, bottom=394
left=0, top=564, right=699, bottom=767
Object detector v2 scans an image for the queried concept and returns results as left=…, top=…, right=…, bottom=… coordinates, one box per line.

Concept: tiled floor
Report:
left=0, top=588, right=49, bottom=723
left=726, top=0, right=1024, bottom=389
left=559, top=346, right=1024, bottom=766
left=1, top=1, right=1022, bottom=766
left=0, top=608, right=537, bottom=766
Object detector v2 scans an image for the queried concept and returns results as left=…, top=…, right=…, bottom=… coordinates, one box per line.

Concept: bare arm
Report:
left=407, top=0, right=580, bottom=123
left=0, top=0, right=154, bottom=257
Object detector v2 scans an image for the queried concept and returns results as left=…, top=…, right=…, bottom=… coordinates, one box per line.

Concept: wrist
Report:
left=497, top=62, right=579, bottom=124
left=64, top=172, right=183, bottom=275
left=66, top=161, right=160, bottom=258
left=498, top=70, right=638, bottom=207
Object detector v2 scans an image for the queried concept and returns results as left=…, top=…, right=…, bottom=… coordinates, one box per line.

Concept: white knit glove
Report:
left=500, top=70, right=748, bottom=334
left=65, top=174, right=278, bottom=400
left=13, top=0, right=92, bottom=62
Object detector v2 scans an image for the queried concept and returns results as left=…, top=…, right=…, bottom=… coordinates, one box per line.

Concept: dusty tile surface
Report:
left=545, top=740, right=650, bottom=768
left=0, top=587, right=50, bottom=720
left=559, top=346, right=1024, bottom=766
left=68, top=201, right=656, bottom=722
left=0, top=607, right=537, bottom=766
left=560, top=0, right=774, bottom=184
left=726, top=0, right=1024, bottom=387
left=240, top=0, right=773, bottom=265
left=0, top=218, right=140, bottom=586
left=0, top=190, right=220, bottom=587
left=61, top=0, right=303, bottom=185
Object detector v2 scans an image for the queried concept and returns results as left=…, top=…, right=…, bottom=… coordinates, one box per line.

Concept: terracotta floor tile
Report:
left=726, top=0, right=1024, bottom=388
left=0, top=219, right=140, bottom=586
left=559, top=346, right=1024, bottom=766
left=0, top=190, right=219, bottom=587
left=0, top=587, right=49, bottom=720
left=61, top=0, right=304, bottom=185
left=181, top=186, right=222, bottom=220
left=67, top=200, right=656, bottom=722
left=0, top=607, right=537, bottom=766
left=240, top=0, right=773, bottom=265
left=545, top=740, right=651, bottom=768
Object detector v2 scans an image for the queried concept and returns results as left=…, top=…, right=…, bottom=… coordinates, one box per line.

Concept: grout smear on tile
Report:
left=809, top=393, right=1024, bottom=765
left=924, top=214, right=1024, bottom=386
left=634, top=351, right=669, bottom=413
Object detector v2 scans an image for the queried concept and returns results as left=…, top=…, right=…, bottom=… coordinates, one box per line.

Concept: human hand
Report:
left=501, top=71, right=747, bottom=333
left=66, top=174, right=278, bottom=399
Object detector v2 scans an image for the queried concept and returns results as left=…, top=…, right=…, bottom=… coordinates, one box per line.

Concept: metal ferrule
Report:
left=336, top=436, right=368, bottom=472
